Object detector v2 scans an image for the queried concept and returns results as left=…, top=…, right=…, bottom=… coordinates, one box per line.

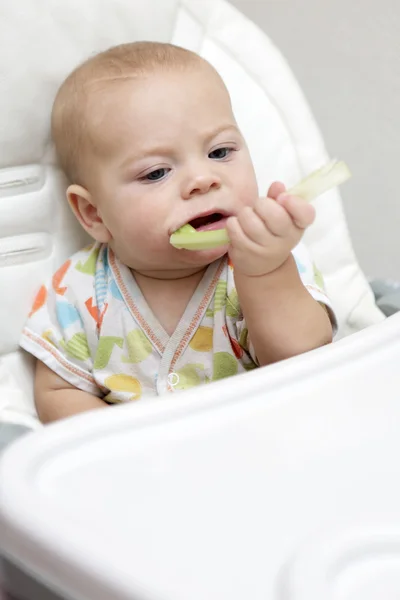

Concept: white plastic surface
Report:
left=284, top=528, right=400, bottom=600
left=1, top=314, right=400, bottom=600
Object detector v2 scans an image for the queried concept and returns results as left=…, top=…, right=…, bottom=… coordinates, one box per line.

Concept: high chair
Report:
left=0, top=0, right=387, bottom=430
left=1, top=1, right=399, bottom=598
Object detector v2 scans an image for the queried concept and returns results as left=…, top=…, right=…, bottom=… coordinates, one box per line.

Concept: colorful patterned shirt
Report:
left=20, top=242, right=335, bottom=403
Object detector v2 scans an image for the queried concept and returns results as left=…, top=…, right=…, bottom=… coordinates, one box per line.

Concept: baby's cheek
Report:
left=238, top=184, right=258, bottom=209
left=236, top=169, right=259, bottom=206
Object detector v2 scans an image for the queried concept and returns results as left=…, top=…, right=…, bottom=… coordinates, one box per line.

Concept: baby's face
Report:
left=84, top=65, right=259, bottom=276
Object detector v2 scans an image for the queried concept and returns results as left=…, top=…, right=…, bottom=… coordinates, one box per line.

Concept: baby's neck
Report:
left=133, top=267, right=207, bottom=336
left=133, top=266, right=207, bottom=281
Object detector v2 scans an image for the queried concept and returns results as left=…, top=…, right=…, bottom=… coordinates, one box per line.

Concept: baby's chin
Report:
left=175, top=244, right=229, bottom=266
left=119, top=244, right=228, bottom=276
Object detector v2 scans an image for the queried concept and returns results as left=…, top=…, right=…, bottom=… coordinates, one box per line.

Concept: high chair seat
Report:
left=0, top=0, right=384, bottom=426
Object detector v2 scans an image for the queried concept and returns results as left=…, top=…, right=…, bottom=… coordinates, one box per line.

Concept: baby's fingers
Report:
left=267, top=181, right=286, bottom=201
left=254, top=196, right=293, bottom=237
left=236, top=207, right=269, bottom=245
left=277, top=194, right=316, bottom=229
left=226, top=215, right=261, bottom=252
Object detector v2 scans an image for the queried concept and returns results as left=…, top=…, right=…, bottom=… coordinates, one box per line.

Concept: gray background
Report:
left=231, top=0, right=400, bottom=281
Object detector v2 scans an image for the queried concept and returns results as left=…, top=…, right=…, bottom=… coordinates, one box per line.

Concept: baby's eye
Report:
left=208, top=147, right=232, bottom=160
left=143, top=167, right=169, bottom=181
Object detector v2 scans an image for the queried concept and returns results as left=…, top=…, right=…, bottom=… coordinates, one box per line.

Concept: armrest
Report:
left=0, top=360, right=41, bottom=430
left=377, top=291, right=400, bottom=316
left=369, top=278, right=400, bottom=300
left=369, top=278, right=400, bottom=316
left=0, top=423, right=32, bottom=453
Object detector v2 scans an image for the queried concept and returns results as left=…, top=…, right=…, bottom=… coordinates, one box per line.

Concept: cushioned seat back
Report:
left=0, top=0, right=384, bottom=426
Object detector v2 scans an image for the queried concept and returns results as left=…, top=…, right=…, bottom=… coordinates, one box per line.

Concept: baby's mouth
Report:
left=188, top=212, right=228, bottom=232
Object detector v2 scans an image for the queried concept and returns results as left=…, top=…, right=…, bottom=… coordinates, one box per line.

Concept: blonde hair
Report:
left=51, top=42, right=207, bottom=184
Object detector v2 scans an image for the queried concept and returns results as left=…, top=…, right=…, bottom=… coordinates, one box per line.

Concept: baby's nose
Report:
left=184, top=173, right=221, bottom=198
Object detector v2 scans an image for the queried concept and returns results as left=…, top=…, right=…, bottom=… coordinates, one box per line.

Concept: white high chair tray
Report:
left=1, top=314, right=400, bottom=600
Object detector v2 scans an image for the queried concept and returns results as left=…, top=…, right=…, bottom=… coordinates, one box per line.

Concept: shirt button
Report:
left=167, top=372, right=180, bottom=388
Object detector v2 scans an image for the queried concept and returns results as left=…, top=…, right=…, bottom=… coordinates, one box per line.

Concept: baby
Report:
left=20, top=42, right=335, bottom=423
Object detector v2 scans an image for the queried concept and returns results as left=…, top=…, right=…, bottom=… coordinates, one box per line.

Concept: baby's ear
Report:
left=67, top=185, right=111, bottom=243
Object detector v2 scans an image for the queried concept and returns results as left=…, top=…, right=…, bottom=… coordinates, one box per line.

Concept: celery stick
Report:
left=287, top=159, right=351, bottom=202
left=170, top=159, right=351, bottom=250
left=170, top=224, right=229, bottom=250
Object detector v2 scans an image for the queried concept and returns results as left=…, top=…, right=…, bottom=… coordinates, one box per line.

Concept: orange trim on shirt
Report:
left=22, top=328, right=96, bottom=386
left=109, top=250, right=166, bottom=354
left=169, top=259, right=226, bottom=375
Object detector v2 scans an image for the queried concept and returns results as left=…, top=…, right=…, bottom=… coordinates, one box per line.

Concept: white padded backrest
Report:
left=0, top=0, right=384, bottom=425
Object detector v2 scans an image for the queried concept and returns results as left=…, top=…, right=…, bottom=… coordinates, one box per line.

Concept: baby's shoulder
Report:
left=51, top=242, right=107, bottom=295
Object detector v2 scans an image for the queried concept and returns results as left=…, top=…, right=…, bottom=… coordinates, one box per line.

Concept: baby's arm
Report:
left=227, top=182, right=332, bottom=366
left=234, top=256, right=332, bottom=366
left=35, top=360, right=107, bottom=423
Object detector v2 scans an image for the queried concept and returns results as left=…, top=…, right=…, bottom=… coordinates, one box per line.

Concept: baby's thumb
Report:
left=267, top=181, right=286, bottom=200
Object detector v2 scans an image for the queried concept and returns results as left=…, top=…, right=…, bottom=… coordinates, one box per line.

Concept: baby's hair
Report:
left=51, top=42, right=208, bottom=184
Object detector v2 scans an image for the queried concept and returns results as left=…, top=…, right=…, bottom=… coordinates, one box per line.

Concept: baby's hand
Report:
left=226, top=182, right=315, bottom=277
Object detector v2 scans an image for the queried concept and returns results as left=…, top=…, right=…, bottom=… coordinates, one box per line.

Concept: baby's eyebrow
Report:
left=119, top=125, right=240, bottom=169
left=119, top=145, right=173, bottom=169
left=204, top=124, right=240, bottom=142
